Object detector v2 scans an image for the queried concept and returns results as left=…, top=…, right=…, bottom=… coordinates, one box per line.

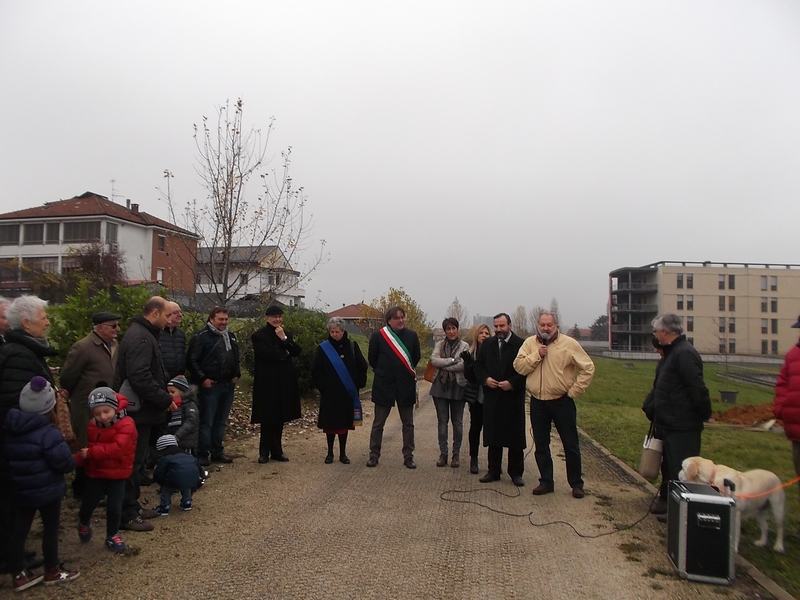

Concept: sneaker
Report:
left=139, top=508, right=159, bottom=520
left=43, top=564, right=80, bottom=585
left=197, top=478, right=206, bottom=489
left=105, top=533, right=126, bottom=553
left=156, top=505, right=170, bottom=516
left=12, top=569, right=43, bottom=592
left=120, top=516, right=154, bottom=532
left=77, top=522, right=92, bottom=543
left=180, top=499, right=192, bottom=511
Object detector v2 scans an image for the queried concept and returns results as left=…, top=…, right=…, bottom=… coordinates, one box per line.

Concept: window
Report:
left=106, top=222, right=118, bottom=244
left=719, top=296, right=726, bottom=311
left=718, top=317, right=726, bottom=333
left=770, top=275, right=777, bottom=291
left=686, top=316, right=694, bottom=332
left=676, top=295, right=684, bottom=310
left=45, top=223, right=59, bottom=244
left=728, top=296, right=735, bottom=312
left=772, top=319, right=778, bottom=334
left=240, top=273, right=249, bottom=285
left=63, top=221, right=100, bottom=243
left=719, top=340, right=726, bottom=354
left=677, top=273, right=684, bottom=289
left=728, top=339, right=736, bottom=354
left=157, top=235, right=166, bottom=252
left=718, top=274, right=725, bottom=290
left=0, top=224, right=20, bottom=246
left=156, top=268, right=164, bottom=283
left=762, top=340, right=769, bottom=355
left=771, top=297, right=778, bottom=313
left=23, top=224, right=44, bottom=245
left=21, top=256, right=59, bottom=275
left=686, top=274, right=693, bottom=289
left=728, top=318, right=735, bottom=333
left=0, top=258, right=18, bottom=281
left=772, top=340, right=779, bottom=355
left=687, top=295, right=694, bottom=310
left=761, top=297, right=768, bottom=313
left=761, top=275, right=768, bottom=291
left=761, top=319, right=768, bottom=334
left=728, top=274, right=735, bottom=290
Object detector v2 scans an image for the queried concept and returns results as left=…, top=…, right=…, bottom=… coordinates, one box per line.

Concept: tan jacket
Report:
left=512, top=333, right=594, bottom=400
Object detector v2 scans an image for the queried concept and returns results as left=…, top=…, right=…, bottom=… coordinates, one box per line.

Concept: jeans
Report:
left=433, top=397, right=466, bottom=455
left=160, top=486, right=192, bottom=507
left=198, top=381, right=235, bottom=457
left=530, top=395, right=583, bottom=489
left=369, top=403, right=414, bottom=459
left=80, top=478, right=125, bottom=537
left=9, top=499, right=61, bottom=573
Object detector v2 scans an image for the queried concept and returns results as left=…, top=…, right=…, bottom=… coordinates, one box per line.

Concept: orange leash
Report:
left=726, top=476, right=800, bottom=500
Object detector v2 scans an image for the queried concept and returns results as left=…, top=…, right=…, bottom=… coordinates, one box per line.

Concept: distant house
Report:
left=0, top=192, right=199, bottom=299
left=195, top=245, right=305, bottom=309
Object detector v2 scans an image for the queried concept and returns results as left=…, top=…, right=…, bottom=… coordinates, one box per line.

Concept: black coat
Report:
left=187, top=325, right=241, bottom=384
left=312, top=332, right=368, bottom=431
left=0, top=330, right=58, bottom=476
left=651, top=335, right=711, bottom=432
left=368, top=327, right=421, bottom=407
left=113, top=315, right=173, bottom=427
left=250, top=324, right=302, bottom=424
left=159, top=326, right=187, bottom=380
left=473, top=333, right=527, bottom=449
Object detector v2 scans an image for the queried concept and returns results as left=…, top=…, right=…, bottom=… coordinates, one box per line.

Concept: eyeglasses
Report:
left=102, top=323, right=121, bottom=329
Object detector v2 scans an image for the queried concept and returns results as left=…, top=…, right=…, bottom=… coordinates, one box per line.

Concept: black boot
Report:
left=325, top=434, right=335, bottom=464
left=339, top=433, right=350, bottom=464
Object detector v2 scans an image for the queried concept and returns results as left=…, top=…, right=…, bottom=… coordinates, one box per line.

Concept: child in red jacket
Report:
left=74, top=386, right=137, bottom=553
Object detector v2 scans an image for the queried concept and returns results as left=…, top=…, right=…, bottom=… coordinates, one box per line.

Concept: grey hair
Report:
left=652, top=313, right=683, bottom=336
left=327, top=317, right=346, bottom=331
left=538, top=310, right=559, bottom=326
left=7, top=295, right=48, bottom=330
left=0, top=296, right=9, bottom=308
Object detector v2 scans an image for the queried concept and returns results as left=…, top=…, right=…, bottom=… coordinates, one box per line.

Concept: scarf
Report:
left=438, top=337, right=461, bottom=386
left=96, top=410, right=127, bottom=429
left=207, top=321, right=232, bottom=351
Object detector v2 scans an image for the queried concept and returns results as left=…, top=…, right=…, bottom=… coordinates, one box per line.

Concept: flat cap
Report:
left=92, top=311, right=122, bottom=325
left=265, top=305, right=284, bottom=316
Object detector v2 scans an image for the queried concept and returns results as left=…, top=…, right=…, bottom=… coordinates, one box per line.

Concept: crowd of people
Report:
left=3, top=288, right=797, bottom=592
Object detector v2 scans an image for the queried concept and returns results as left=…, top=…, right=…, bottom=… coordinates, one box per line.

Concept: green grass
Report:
left=577, top=357, right=799, bottom=595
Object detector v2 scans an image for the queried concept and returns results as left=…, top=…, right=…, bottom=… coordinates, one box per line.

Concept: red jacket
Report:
left=74, top=396, right=137, bottom=479
left=775, top=343, right=800, bottom=442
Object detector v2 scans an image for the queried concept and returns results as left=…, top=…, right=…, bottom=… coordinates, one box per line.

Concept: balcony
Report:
left=610, top=303, right=658, bottom=313
left=611, top=283, right=658, bottom=293
left=610, top=324, right=653, bottom=333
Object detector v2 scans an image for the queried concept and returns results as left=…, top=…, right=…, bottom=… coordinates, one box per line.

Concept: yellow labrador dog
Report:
left=678, top=456, right=785, bottom=553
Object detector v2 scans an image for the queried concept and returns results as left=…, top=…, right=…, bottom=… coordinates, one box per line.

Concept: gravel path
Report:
left=2, top=382, right=780, bottom=599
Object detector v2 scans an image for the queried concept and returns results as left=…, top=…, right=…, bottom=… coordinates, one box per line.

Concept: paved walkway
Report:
left=2, top=382, right=782, bottom=599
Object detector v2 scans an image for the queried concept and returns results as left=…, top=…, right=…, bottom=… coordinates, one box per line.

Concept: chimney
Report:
left=131, top=203, right=139, bottom=214
left=126, top=199, right=131, bottom=210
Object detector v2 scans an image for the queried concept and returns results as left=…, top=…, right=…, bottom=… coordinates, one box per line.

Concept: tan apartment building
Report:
left=609, top=261, right=800, bottom=357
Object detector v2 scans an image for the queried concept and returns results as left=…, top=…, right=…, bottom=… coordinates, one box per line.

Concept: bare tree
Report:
left=445, top=297, right=469, bottom=328
left=162, top=98, right=327, bottom=308
left=549, top=297, right=562, bottom=330
left=512, top=305, right=529, bottom=336
left=529, top=305, right=546, bottom=334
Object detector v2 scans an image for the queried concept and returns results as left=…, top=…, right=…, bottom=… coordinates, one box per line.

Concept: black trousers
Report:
left=487, top=446, right=524, bottom=478
left=259, top=422, right=285, bottom=457
left=9, top=499, right=61, bottom=573
left=656, top=427, right=701, bottom=499
left=122, top=422, right=153, bottom=522
left=468, top=402, right=484, bottom=458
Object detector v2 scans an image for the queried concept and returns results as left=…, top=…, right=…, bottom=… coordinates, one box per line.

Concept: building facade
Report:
left=609, top=261, right=800, bottom=357
left=0, top=192, right=199, bottom=298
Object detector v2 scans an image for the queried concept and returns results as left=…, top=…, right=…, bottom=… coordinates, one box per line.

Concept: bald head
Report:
left=143, top=296, right=172, bottom=329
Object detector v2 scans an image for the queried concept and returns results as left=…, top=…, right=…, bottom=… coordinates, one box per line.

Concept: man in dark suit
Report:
left=473, top=312, right=527, bottom=486
left=366, top=306, right=421, bottom=469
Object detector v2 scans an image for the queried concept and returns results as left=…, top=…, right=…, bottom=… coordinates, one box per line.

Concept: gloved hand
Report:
left=460, top=350, right=473, bottom=365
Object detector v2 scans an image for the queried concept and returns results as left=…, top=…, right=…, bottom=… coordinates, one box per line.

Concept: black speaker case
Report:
left=666, top=481, right=736, bottom=585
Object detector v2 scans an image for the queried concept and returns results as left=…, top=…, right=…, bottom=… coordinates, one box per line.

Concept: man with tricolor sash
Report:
left=366, top=306, right=421, bottom=469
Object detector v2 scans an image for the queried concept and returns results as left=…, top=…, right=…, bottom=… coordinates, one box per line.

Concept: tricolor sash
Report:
left=379, top=326, right=415, bottom=375
left=320, top=341, right=363, bottom=425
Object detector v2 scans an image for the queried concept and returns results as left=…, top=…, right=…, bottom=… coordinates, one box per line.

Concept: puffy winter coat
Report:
left=154, top=447, right=199, bottom=491
left=159, top=326, right=187, bottom=380
left=4, top=409, right=75, bottom=507
left=651, top=335, right=711, bottom=431
left=775, top=343, right=800, bottom=442
left=75, top=396, right=137, bottom=480
left=168, top=387, right=200, bottom=450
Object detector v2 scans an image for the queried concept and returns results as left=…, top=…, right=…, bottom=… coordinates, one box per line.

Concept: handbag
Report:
left=119, top=379, right=141, bottom=413
left=638, top=420, right=663, bottom=479
left=423, top=360, right=435, bottom=383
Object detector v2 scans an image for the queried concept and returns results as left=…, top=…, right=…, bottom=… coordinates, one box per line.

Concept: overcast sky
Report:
left=1, top=1, right=798, bottom=328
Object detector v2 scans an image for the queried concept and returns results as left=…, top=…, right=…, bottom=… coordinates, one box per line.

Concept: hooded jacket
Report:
left=4, top=408, right=75, bottom=507
left=74, top=395, right=137, bottom=480
left=775, top=343, right=800, bottom=442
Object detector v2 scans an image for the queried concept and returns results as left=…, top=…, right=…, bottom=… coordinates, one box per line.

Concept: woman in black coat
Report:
left=312, top=317, right=368, bottom=464
left=251, top=306, right=301, bottom=464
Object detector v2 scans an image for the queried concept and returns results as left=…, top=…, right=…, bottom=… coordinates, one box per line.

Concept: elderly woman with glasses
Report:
left=312, top=317, right=368, bottom=464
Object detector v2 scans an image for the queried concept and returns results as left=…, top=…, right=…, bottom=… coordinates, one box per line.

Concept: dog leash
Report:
left=718, top=475, right=800, bottom=500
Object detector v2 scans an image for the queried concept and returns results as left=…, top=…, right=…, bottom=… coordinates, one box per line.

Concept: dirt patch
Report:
left=712, top=403, right=779, bottom=427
